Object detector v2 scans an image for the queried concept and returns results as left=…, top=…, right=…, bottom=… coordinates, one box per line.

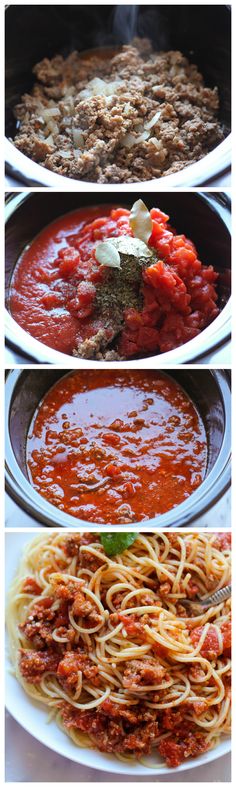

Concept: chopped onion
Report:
left=61, top=96, right=75, bottom=114
left=123, top=102, right=133, bottom=116
left=122, top=133, right=137, bottom=149
left=123, top=129, right=150, bottom=148
left=145, top=110, right=161, bottom=130
left=58, top=150, right=71, bottom=159
left=45, top=134, right=55, bottom=146
left=66, top=86, right=76, bottom=97
left=47, top=121, right=59, bottom=135
left=148, top=137, right=162, bottom=149
left=105, top=95, right=115, bottom=107
left=72, top=128, right=84, bottom=148
left=42, top=108, right=60, bottom=122
left=79, top=77, right=123, bottom=100
left=135, top=130, right=150, bottom=144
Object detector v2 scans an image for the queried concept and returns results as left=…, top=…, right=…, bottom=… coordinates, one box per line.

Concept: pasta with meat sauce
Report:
left=7, top=532, right=231, bottom=768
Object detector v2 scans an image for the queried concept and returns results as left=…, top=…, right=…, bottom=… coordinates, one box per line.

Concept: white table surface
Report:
left=5, top=712, right=231, bottom=783
left=5, top=489, right=231, bottom=529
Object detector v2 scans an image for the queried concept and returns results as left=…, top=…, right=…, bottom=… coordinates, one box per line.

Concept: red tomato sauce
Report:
left=10, top=205, right=219, bottom=359
left=26, top=370, right=207, bottom=524
left=10, top=206, right=113, bottom=355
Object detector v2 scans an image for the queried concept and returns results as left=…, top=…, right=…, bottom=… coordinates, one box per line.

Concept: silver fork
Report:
left=179, top=584, right=231, bottom=614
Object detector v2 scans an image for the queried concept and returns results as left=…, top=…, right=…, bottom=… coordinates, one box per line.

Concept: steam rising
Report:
left=54, top=5, right=170, bottom=53
left=112, top=5, right=138, bottom=43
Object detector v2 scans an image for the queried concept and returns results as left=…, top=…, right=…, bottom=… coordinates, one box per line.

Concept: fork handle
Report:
left=200, top=584, right=231, bottom=608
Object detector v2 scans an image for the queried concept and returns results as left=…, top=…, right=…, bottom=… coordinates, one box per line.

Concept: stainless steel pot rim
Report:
left=4, top=299, right=232, bottom=367
left=5, top=460, right=231, bottom=529
left=4, top=192, right=232, bottom=366
left=5, top=134, right=231, bottom=189
left=5, top=370, right=231, bottom=529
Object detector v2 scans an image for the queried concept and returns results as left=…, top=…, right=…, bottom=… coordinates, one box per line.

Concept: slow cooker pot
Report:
left=5, top=191, right=231, bottom=366
left=5, top=369, right=231, bottom=529
left=5, top=4, right=231, bottom=188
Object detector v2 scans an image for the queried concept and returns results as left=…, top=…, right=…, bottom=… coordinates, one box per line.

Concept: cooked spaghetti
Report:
left=7, top=532, right=231, bottom=768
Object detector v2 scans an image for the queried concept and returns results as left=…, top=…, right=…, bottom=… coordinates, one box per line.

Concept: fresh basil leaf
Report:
left=100, top=532, right=138, bottom=556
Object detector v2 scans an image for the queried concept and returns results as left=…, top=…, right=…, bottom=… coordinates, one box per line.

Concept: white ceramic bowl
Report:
left=5, top=532, right=231, bottom=775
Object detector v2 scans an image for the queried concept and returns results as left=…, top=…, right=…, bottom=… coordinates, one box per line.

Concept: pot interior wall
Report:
left=5, top=193, right=231, bottom=313
left=7, top=370, right=225, bottom=487
left=5, top=5, right=231, bottom=138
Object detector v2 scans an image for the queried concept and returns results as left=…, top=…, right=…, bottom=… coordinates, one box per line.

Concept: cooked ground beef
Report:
left=123, top=658, right=167, bottom=689
left=49, top=575, right=102, bottom=626
left=57, top=650, right=100, bottom=690
left=12, top=39, right=224, bottom=183
left=158, top=730, right=208, bottom=768
left=20, top=649, right=60, bottom=683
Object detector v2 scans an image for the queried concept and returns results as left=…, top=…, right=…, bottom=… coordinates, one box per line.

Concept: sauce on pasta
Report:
left=7, top=532, right=231, bottom=768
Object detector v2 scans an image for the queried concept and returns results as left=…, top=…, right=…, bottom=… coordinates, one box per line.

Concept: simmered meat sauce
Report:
left=26, top=370, right=207, bottom=523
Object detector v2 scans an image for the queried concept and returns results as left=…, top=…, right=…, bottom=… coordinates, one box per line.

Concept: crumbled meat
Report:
left=212, top=533, right=231, bottom=551
left=19, top=597, right=55, bottom=648
left=191, top=700, right=208, bottom=716
left=57, top=649, right=100, bottom=690
left=19, top=648, right=59, bottom=683
left=158, top=728, right=208, bottom=767
left=12, top=41, right=224, bottom=183
left=161, top=707, right=186, bottom=730
left=73, top=327, right=118, bottom=360
left=101, top=698, right=141, bottom=725
left=64, top=533, right=96, bottom=554
left=119, top=721, right=160, bottom=754
left=123, top=658, right=167, bottom=689
left=60, top=702, right=159, bottom=756
left=49, top=575, right=84, bottom=600
left=20, top=578, right=102, bottom=640
left=63, top=533, right=104, bottom=572
left=159, top=581, right=172, bottom=596
left=188, top=665, right=206, bottom=682
left=21, top=577, right=42, bottom=595
left=63, top=534, right=84, bottom=557
left=19, top=596, right=76, bottom=649
left=116, top=613, right=147, bottom=641
left=71, top=590, right=102, bottom=626
left=185, top=579, right=200, bottom=598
